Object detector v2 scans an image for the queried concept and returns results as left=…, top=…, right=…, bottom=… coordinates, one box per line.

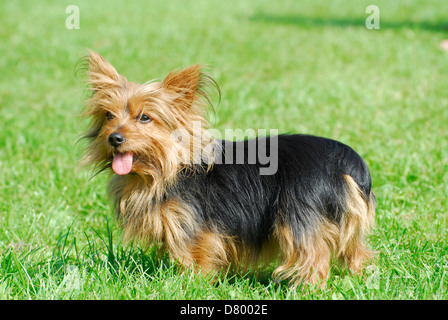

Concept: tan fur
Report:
left=188, top=232, right=235, bottom=276
left=338, top=174, right=376, bottom=272
left=185, top=230, right=279, bottom=280
left=271, top=222, right=335, bottom=288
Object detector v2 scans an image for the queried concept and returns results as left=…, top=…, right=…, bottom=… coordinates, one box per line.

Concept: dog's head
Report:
left=80, top=51, right=218, bottom=182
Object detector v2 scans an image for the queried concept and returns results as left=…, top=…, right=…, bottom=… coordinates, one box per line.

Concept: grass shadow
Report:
left=250, top=13, right=448, bottom=32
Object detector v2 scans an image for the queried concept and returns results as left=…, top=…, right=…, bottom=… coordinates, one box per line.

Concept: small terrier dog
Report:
left=81, top=51, right=375, bottom=287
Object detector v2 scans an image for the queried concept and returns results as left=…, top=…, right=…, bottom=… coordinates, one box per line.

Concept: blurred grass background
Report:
left=0, top=0, right=447, bottom=299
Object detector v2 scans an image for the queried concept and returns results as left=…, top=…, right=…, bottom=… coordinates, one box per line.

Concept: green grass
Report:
left=1, top=0, right=447, bottom=300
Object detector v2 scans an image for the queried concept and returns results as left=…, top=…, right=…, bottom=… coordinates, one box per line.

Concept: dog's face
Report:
left=81, top=51, right=213, bottom=181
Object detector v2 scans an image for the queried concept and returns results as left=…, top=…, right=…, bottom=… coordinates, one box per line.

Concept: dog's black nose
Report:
left=108, top=132, right=126, bottom=147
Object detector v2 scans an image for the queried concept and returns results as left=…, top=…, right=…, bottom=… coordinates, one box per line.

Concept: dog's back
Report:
left=168, top=134, right=375, bottom=287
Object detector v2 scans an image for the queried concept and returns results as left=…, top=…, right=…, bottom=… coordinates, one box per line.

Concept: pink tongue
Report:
left=112, top=152, right=133, bottom=175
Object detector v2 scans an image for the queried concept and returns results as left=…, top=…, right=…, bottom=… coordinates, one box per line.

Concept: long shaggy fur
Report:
left=81, top=51, right=376, bottom=288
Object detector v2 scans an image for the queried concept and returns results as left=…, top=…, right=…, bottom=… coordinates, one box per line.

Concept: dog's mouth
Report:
left=111, top=151, right=134, bottom=175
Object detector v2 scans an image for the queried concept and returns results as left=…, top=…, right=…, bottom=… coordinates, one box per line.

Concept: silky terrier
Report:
left=80, top=51, right=375, bottom=287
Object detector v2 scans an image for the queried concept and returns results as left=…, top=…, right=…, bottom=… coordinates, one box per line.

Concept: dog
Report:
left=80, top=51, right=375, bottom=288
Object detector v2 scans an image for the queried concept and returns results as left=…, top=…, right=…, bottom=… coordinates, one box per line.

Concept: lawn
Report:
left=0, top=0, right=447, bottom=300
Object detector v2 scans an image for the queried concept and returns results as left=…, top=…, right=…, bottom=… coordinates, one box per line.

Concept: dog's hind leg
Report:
left=272, top=220, right=339, bottom=289
left=336, top=175, right=376, bottom=273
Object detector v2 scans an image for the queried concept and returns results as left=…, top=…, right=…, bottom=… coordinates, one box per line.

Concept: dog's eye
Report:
left=138, top=114, right=152, bottom=123
left=106, top=112, right=115, bottom=121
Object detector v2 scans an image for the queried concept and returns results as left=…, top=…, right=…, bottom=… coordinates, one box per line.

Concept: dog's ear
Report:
left=87, top=51, right=122, bottom=91
left=161, top=65, right=204, bottom=105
